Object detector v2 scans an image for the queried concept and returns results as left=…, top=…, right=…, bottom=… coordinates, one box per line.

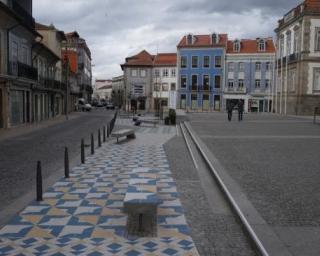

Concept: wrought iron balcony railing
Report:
left=8, top=61, right=37, bottom=80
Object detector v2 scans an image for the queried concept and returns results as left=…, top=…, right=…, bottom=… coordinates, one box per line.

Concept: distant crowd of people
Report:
left=227, top=100, right=244, bottom=122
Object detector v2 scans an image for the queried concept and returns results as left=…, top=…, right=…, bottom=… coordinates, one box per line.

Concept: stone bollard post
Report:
left=64, top=147, right=69, bottom=178
left=91, top=133, right=94, bottom=155
left=103, top=126, right=106, bottom=142
left=81, top=138, right=85, bottom=164
left=36, top=161, right=43, bottom=201
left=98, top=129, right=101, bottom=147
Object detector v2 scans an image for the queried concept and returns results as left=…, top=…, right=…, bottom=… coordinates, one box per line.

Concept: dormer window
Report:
left=211, top=33, right=218, bottom=44
left=187, top=34, right=193, bottom=45
left=258, top=39, right=266, bottom=51
left=233, top=40, right=241, bottom=52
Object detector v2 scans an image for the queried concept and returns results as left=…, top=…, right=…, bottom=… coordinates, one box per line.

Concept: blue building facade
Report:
left=224, top=38, right=276, bottom=112
left=177, top=34, right=226, bottom=111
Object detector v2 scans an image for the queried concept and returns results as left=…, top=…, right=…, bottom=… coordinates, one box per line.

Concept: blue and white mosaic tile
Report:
left=0, top=125, right=199, bottom=255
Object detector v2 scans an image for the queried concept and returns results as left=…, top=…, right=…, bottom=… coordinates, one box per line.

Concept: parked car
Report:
left=76, top=98, right=92, bottom=111
left=106, top=102, right=115, bottom=110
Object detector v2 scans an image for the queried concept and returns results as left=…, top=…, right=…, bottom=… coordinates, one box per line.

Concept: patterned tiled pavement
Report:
left=0, top=119, right=199, bottom=256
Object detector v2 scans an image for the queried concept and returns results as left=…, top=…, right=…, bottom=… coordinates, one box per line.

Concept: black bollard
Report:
left=91, top=133, right=94, bottom=155
left=64, top=147, right=69, bottom=178
left=81, top=138, right=85, bottom=164
left=103, top=126, right=106, bottom=142
left=98, top=129, right=101, bottom=147
left=139, top=213, right=143, bottom=232
left=36, top=161, right=43, bottom=201
left=107, top=124, right=110, bottom=138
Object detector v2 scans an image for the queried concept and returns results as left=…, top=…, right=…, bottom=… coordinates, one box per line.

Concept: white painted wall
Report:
left=307, top=63, right=320, bottom=94
left=309, top=19, right=320, bottom=57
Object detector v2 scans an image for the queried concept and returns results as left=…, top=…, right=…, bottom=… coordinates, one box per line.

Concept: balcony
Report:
left=189, top=85, right=198, bottom=91
left=203, top=85, right=210, bottom=91
left=251, top=88, right=268, bottom=96
left=11, top=0, right=35, bottom=29
left=289, top=53, right=299, bottom=63
left=224, top=87, right=247, bottom=94
left=9, top=61, right=37, bottom=80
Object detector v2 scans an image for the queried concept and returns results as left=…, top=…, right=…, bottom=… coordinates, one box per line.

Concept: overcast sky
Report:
left=33, top=0, right=300, bottom=80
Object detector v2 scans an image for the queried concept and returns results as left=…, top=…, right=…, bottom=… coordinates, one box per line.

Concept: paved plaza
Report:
left=189, top=112, right=320, bottom=255
left=0, top=120, right=199, bottom=255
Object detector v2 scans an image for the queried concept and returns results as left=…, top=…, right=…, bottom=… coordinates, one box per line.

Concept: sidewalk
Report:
left=0, top=119, right=199, bottom=255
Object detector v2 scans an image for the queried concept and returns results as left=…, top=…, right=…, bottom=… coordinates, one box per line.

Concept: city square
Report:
left=1, top=0, right=320, bottom=255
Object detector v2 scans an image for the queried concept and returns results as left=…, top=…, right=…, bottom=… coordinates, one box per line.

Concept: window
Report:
left=239, top=62, right=244, bottom=72
left=313, top=68, right=320, bottom=92
left=288, top=70, right=296, bottom=92
left=140, top=69, right=146, bottom=77
left=162, top=83, right=169, bottom=91
left=294, top=28, right=300, bottom=53
left=192, top=75, right=197, bottom=86
left=187, top=34, right=193, bottom=45
left=280, top=36, right=284, bottom=57
left=286, top=31, right=292, bottom=55
left=255, top=79, right=261, bottom=88
left=181, top=75, right=187, bottom=88
left=162, top=69, right=168, bottom=77
left=131, top=69, right=137, bottom=77
left=315, top=27, right=320, bottom=51
left=239, top=79, right=244, bottom=88
left=170, top=83, right=176, bottom=91
left=258, top=39, right=266, bottom=51
left=181, top=56, right=187, bottom=68
left=228, top=79, right=234, bottom=88
left=215, top=56, right=222, bottom=68
left=265, top=79, right=270, bottom=89
left=154, top=69, right=160, bottom=77
left=203, top=75, right=209, bottom=86
left=255, top=62, right=261, bottom=71
left=266, top=62, right=272, bottom=71
left=22, top=46, right=28, bottom=64
left=192, top=56, right=198, bottom=68
left=228, top=62, right=234, bottom=72
left=215, top=76, right=221, bottom=88
left=234, top=40, right=240, bottom=52
left=203, top=56, right=210, bottom=68
left=11, top=41, right=18, bottom=73
left=154, top=83, right=160, bottom=91
left=171, top=69, right=176, bottom=77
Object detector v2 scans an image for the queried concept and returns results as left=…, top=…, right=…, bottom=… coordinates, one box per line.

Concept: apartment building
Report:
left=0, top=0, right=40, bottom=128
left=177, top=33, right=227, bottom=111
left=275, top=0, right=320, bottom=115
left=225, top=38, right=276, bottom=112
left=153, top=53, right=177, bottom=110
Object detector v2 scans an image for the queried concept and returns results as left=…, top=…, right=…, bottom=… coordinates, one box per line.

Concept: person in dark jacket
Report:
left=227, top=101, right=233, bottom=121
left=238, top=100, right=244, bottom=121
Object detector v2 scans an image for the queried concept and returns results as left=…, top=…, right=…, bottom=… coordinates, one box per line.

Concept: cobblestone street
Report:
left=188, top=112, right=320, bottom=255
left=0, top=110, right=114, bottom=226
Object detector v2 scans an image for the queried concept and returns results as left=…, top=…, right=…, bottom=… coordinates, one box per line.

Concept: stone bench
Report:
left=111, top=129, right=135, bottom=143
left=124, top=168, right=159, bottom=237
left=134, top=118, right=158, bottom=127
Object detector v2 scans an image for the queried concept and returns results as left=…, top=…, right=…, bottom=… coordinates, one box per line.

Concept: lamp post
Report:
left=62, top=40, right=69, bottom=121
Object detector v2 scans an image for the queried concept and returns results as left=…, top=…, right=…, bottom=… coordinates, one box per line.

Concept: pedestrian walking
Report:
left=227, top=102, right=233, bottom=121
left=238, top=100, right=244, bottom=121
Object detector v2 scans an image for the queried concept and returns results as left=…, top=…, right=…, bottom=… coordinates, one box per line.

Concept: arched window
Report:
left=233, top=40, right=240, bottom=52
left=258, top=39, right=266, bottom=51
left=187, top=34, right=193, bottom=45
left=211, top=33, right=218, bottom=44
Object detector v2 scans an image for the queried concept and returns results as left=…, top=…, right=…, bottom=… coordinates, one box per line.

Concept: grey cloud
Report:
left=167, top=0, right=300, bottom=15
left=33, top=0, right=301, bottom=78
